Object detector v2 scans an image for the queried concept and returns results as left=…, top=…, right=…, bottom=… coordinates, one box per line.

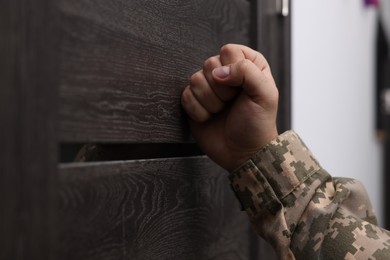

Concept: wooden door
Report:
left=1, top=0, right=290, bottom=259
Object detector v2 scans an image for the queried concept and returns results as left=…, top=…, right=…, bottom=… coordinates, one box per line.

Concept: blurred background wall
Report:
left=291, top=0, right=384, bottom=224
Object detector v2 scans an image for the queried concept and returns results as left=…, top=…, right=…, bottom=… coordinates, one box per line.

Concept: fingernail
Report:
left=213, top=66, right=230, bottom=79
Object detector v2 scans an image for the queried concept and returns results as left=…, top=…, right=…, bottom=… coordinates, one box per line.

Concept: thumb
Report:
left=212, top=59, right=278, bottom=105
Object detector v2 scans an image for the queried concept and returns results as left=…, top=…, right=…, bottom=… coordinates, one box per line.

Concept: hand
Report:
left=181, top=44, right=279, bottom=172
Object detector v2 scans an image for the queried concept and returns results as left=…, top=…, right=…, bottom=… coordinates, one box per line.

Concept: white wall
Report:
left=292, top=1, right=384, bottom=224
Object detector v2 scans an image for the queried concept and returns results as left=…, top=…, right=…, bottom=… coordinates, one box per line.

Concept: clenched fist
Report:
left=181, top=44, right=279, bottom=172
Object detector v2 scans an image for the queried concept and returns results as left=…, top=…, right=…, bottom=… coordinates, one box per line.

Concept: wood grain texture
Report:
left=58, top=157, right=256, bottom=259
left=0, top=0, right=59, bottom=259
left=59, top=0, right=250, bottom=143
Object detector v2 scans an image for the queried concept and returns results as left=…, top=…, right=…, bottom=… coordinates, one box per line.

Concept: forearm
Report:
left=229, top=131, right=390, bottom=259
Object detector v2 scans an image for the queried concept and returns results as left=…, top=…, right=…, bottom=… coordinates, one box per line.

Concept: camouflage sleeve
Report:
left=229, top=130, right=390, bottom=259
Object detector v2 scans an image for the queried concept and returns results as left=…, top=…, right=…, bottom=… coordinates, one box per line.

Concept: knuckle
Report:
left=191, top=83, right=205, bottom=99
left=181, top=91, right=208, bottom=122
left=254, top=52, right=270, bottom=70
left=237, top=59, right=254, bottom=72
left=270, top=88, right=279, bottom=103
left=256, top=52, right=266, bottom=62
left=203, top=56, right=219, bottom=70
left=181, top=87, right=192, bottom=105
left=220, top=43, right=236, bottom=56
left=190, top=71, right=204, bottom=85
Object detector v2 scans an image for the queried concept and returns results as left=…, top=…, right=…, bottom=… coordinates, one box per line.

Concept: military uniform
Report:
left=230, top=131, right=390, bottom=259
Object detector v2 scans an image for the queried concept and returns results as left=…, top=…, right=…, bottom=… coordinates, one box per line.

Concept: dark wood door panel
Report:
left=1, top=0, right=289, bottom=258
left=59, top=0, right=251, bottom=143
left=59, top=156, right=254, bottom=259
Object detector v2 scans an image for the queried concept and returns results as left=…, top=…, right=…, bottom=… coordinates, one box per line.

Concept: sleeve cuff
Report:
left=229, top=130, right=322, bottom=215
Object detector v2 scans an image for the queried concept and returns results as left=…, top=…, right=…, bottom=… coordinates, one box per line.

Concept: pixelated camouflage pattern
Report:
left=229, top=131, right=390, bottom=259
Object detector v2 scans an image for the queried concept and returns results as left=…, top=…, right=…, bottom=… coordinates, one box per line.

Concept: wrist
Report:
left=226, top=128, right=279, bottom=172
